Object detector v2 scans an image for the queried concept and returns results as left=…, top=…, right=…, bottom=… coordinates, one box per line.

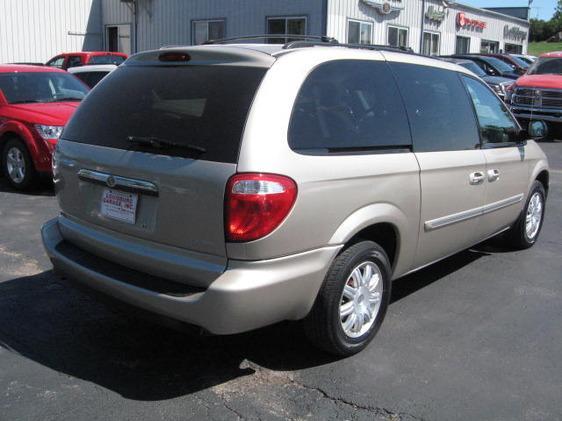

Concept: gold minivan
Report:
left=42, top=42, right=549, bottom=356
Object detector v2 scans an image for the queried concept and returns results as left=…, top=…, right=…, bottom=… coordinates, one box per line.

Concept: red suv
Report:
left=46, top=51, right=128, bottom=70
left=0, top=65, right=89, bottom=189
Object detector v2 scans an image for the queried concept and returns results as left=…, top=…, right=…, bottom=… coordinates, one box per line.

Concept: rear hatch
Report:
left=54, top=47, right=271, bottom=285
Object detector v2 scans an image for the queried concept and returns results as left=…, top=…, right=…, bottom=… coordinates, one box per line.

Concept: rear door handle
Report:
left=469, top=171, right=485, bottom=185
left=487, top=169, right=500, bottom=182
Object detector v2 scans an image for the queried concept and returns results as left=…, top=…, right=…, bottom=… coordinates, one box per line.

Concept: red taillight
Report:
left=225, top=173, right=297, bottom=242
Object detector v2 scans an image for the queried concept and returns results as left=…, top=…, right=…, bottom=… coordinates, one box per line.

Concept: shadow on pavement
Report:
left=0, top=176, right=54, bottom=196
left=0, top=248, right=488, bottom=401
left=391, top=248, right=489, bottom=303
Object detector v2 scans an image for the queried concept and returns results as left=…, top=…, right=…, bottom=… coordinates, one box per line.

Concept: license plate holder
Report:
left=100, top=188, right=138, bottom=224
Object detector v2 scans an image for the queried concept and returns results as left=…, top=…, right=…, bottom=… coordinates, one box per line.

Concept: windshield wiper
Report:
left=10, top=100, right=43, bottom=104
left=47, top=97, right=83, bottom=102
left=127, top=136, right=206, bottom=154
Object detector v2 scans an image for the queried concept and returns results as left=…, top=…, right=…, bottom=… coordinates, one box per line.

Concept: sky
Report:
left=460, top=0, right=556, bottom=20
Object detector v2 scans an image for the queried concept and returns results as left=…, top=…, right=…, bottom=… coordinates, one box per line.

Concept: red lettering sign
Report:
left=457, top=12, right=486, bottom=30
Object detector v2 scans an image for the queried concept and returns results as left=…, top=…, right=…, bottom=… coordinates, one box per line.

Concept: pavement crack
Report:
left=236, top=359, right=424, bottom=421
left=287, top=376, right=423, bottom=421
left=220, top=399, right=245, bottom=420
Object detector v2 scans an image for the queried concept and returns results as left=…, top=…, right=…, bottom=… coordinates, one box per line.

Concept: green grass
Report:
left=528, top=41, right=562, bottom=56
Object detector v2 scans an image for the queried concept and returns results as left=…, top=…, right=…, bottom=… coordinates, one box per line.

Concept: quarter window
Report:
left=348, top=20, right=373, bottom=44
left=422, top=32, right=440, bottom=56
left=462, top=76, right=520, bottom=145
left=391, top=63, right=480, bottom=152
left=192, top=19, right=226, bottom=45
left=388, top=26, right=408, bottom=48
left=267, top=17, right=306, bottom=44
left=289, top=60, right=411, bottom=153
left=47, top=56, right=64, bottom=68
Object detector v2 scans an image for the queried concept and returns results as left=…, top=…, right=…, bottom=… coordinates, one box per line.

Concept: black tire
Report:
left=547, top=122, right=562, bottom=141
left=304, top=240, right=391, bottom=357
left=503, top=180, right=546, bottom=250
left=1, top=137, right=37, bottom=190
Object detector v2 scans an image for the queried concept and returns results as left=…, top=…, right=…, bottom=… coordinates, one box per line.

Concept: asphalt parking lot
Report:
left=0, top=141, right=561, bottom=421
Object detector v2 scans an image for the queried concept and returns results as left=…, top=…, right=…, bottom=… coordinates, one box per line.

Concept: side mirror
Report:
left=0, top=89, right=7, bottom=106
left=528, top=120, right=548, bottom=139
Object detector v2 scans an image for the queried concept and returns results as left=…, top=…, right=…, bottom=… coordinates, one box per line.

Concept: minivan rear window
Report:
left=63, top=65, right=266, bottom=163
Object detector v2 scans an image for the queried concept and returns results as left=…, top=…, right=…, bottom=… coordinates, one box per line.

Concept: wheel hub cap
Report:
left=525, top=192, right=543, bottom=241
left=6, top=147, right=25, bottom=184
left=339, top=261, right=383, bottom=338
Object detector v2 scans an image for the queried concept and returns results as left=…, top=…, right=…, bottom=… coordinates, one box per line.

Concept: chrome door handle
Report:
left=469, top=171, right=485, bottom=185
left=487, top=169, right=500, bottom=182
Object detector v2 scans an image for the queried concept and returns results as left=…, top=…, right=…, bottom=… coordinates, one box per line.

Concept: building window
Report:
left=267, top=16, right=307, bottom=44
left=422, top=32, right=440, bottom=55
left=388, top=26, right=408, bottom=49
left=504, top=43, right=523, bottom=54
left=481, top=40, right=499, bottom=54
left=348, top=19, right=373, bottom=44
left=192, top=19, right=225, bottom=45
left=456, top=36, right=471, bottom=54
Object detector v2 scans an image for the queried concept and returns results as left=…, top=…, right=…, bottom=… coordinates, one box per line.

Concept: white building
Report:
left=1, top=0, right=529, bottom=64
left=0, top=0, right=103, bottom=63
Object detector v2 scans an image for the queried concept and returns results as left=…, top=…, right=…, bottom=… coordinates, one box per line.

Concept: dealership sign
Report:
left=504, top=25, right=527, bottom=41
left=360, top=0, right=404, bottom=15
left=456, top=12, right=486, bottom=30
left=426, top=5, right=446, bottom=23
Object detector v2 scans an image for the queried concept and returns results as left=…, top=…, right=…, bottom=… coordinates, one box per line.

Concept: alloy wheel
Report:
left=339, top=261, right=383, bottom=338
left=6, top=146, right=26, bottom=184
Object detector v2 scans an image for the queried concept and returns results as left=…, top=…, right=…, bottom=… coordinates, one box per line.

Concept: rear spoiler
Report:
left=126, top=46, right=275, bottom=68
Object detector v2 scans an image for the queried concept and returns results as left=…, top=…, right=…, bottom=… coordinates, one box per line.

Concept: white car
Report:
left=68, top=64, right=117, bottom=88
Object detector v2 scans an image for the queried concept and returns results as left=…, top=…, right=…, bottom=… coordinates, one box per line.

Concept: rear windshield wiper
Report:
left=126, top=136, right=206, bottom=154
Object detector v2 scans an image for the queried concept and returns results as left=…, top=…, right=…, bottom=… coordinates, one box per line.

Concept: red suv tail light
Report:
left=225, top=173, right=297, bottom=242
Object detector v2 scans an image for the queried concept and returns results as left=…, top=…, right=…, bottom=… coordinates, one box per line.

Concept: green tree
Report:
left=554, top=0, right=562, bottom=19
left=530, top=18, right=546, bottom=41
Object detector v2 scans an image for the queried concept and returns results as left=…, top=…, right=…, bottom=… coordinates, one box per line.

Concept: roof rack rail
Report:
left=282, top=40, right=416, bottom=55
left=203, top=34, right=338, bottom=45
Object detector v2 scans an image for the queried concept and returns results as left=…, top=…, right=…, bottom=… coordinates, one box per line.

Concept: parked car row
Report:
left=439, top=52, right=562, bottom=136
left=440, top=58, right=514, bottom=101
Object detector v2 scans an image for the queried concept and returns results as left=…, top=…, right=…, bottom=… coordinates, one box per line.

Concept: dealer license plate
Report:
left=100, top=188, right=138, bottom=224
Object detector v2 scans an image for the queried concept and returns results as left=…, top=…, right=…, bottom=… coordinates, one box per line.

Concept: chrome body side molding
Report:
left=425, top=194, right=524, bottom=231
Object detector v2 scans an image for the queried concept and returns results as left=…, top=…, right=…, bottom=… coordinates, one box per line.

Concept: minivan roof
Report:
left=143, top=41, right=450, bottom=69
left=131, top=40, right=474, bottom=78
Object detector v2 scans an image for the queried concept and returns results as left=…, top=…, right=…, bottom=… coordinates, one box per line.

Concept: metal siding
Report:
left=326, top=0, right=425, bottom=49
left=101, top=0, right=323, bottom=52
left=325, top=0, right=528, bottom=54
left=0, top=0, right=102, bottom=63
